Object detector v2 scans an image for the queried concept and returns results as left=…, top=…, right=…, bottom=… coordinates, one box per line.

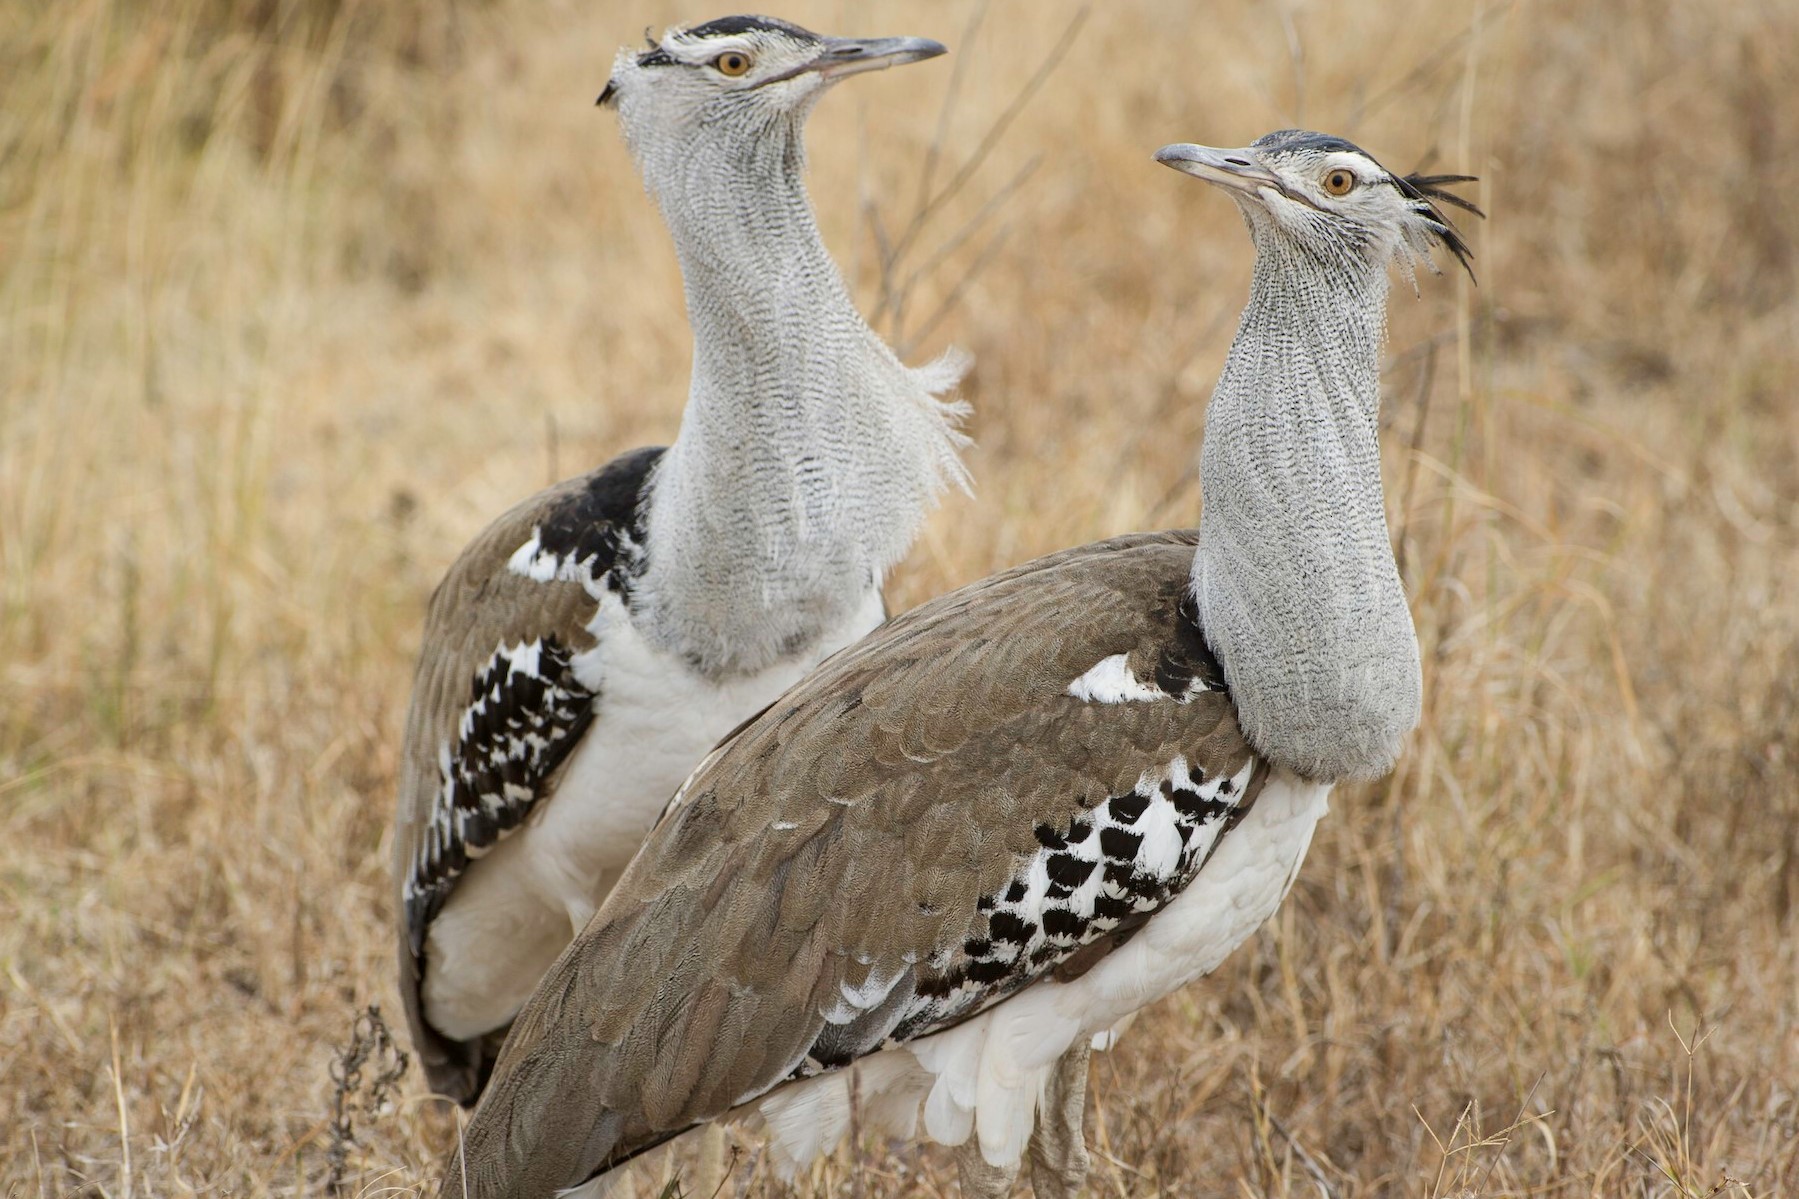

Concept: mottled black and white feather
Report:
left=791, top=749, right=1255, bottom=1077
left=403, top=638, right=596, bottom=951
left=397, top=447, right=664, bottom=962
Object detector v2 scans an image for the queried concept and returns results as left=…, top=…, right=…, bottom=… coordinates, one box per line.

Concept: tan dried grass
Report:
left=3, top=0, right=1795, bottom=1195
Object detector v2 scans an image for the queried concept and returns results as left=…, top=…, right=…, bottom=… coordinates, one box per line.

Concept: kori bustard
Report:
left=393, top=16, right=967, bottom=1104
left=439, top=131, right=1479, bottom=1198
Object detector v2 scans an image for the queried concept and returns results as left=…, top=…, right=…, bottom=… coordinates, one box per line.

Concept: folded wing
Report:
left=456, top=530, right=1265, bottom=1194
left=393, top=447, right=663, bottom=1099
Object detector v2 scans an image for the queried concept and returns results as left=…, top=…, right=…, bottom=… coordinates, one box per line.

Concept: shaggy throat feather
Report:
left=629, top=119, right=968, bottom=678
left=1192, top=232, right=1421, bottom=782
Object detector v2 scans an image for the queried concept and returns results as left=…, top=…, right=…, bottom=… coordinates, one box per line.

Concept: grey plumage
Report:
left=1193, top=227, right=1417, bottom=782
left=438, top=132, right=1475, bottom=1197
left=606, top=19, right=969, bottom=678
left=393, top=17, right=962, bottom=1104
left=1162, top=131, right=1479, bottom=781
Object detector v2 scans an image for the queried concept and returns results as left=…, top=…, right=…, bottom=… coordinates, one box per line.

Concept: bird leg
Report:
left=1027, top=1042, right=1093, bottom=1199
left=952, top=1042, right=1093, bottom=1199
left=954, top=1136, right=1020, bottom=1199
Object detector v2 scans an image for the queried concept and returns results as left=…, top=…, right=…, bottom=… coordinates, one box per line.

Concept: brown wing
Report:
left=449, top=530, right=1261, bottom=1196
left=393, top=446, right=663, bottom=1101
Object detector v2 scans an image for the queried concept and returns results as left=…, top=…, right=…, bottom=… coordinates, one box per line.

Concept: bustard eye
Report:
left=713, top=51, right=752, bottom=77
left=1323, top=169, right=1356, bottom=196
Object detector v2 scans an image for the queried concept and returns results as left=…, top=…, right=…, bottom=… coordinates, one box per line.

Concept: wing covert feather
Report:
left=457, top=530, right=1259, bottom=1194
left=392, top=446, right=663, bottom=1100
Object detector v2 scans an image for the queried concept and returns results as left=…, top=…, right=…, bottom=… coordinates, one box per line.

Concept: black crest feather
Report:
left=1396, top=172, right=1483, bottom=281
left=682, top=15, right=819, bottom=41
left=626, top=15, right=812, bottom=76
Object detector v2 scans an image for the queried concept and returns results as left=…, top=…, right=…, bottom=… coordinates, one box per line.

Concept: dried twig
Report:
left=1349, top=0, right=1515, bottom=128
left=866, top=5, right=1090, bottom=350
left=907, top=1, right=991, bottom=251
left=1264, top=1108, right=1339, bottom=1199
left=1473, top=1073, right=1547, bottom=1196
left=901, top=225, right=1015, bottom=357
left=109, top=1018, right=132, bottom=1199
left=324, top=1004, right=409, bottom=1196
left=1393, top=339, right=1439, bottom=583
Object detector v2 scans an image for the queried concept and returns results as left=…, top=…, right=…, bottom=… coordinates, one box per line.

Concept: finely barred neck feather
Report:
left=628, top=107, right=969, bottom=678
left=1193, top=211, right=1423, bottom=782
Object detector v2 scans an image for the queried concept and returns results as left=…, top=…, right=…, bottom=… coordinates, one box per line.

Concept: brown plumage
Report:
left=447, top=530, right=1265, bottom=1195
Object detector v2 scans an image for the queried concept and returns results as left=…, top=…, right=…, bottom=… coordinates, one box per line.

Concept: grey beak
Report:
left=817, top=35, right=947, bottom=73
left=1153, top=144, right=1285, bottom=195
left=758, top=35, right=947, bottom=86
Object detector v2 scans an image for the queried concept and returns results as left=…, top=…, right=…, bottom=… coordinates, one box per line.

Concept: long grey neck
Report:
left=1192, top=227, right=1421, bottom=781
left=630, top=121, right=966, bottom=678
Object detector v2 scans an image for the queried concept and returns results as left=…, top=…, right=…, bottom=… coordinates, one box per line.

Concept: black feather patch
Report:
left=1099, top=826, right=1143, bottom=860
left=1154, top=591, right=1229, bottom=697
left=633, top=15, right=818, bottom=72
left=1046, top=853, right=1097, bottom=887
left=531, top=445, right=664, bottom=595
left=683, top=15, right=819, bottom=41
left=989, top=911, right=1035, bottom=945
left=1253, top=129, right=1364, bottom=157
left=1107, top=792, right=1150, bottom=825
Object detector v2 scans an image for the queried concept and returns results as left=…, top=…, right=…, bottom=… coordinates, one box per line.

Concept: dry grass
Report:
left=3, top=0, right=1796, bottom=1195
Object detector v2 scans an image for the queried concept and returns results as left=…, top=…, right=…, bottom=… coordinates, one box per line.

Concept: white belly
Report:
left=422, top=588, right=887, bottom=1041
left=745, top=771, right=1331, bottom=1175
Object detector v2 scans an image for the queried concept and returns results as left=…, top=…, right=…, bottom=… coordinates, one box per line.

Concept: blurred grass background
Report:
left=2, top=0, right=1795, bottom=1194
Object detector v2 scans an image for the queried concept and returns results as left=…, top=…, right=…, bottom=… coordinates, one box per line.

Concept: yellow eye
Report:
left=714, top=51, right=752, bottom=77
left=1324, top=169, right=1356, bottom=196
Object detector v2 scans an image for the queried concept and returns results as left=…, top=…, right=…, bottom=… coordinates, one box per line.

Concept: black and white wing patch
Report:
left=503, top=444, right=663, bottom=600
left=398, top=446, right=665, bottom=958
left=792, top=750, right=1257, bottom=1076
left=898, top=752, right=1255, bottom=1037
left=403, top=638, right=596, bottom=950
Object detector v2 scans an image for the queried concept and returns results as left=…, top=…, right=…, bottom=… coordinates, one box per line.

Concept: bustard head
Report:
left=1155, top=130, right=1481, bottom=283
left=599, top=16, right=944, bottom=180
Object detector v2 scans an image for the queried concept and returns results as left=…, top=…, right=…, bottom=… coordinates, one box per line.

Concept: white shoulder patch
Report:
left=505, top=530, right=555, bottom=580
left=506, top=528, right=605, bottom=594
left=1066, top=654, right=1166, bottom=704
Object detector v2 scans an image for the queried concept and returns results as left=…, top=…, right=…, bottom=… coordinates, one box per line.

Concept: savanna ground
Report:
left=3, top=0, right=1796, bottom=1195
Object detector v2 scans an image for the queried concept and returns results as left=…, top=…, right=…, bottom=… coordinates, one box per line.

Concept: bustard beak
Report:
left=1155, top=144, right=1287, bottom=198
left=756, top=35, right=947, bottom=87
